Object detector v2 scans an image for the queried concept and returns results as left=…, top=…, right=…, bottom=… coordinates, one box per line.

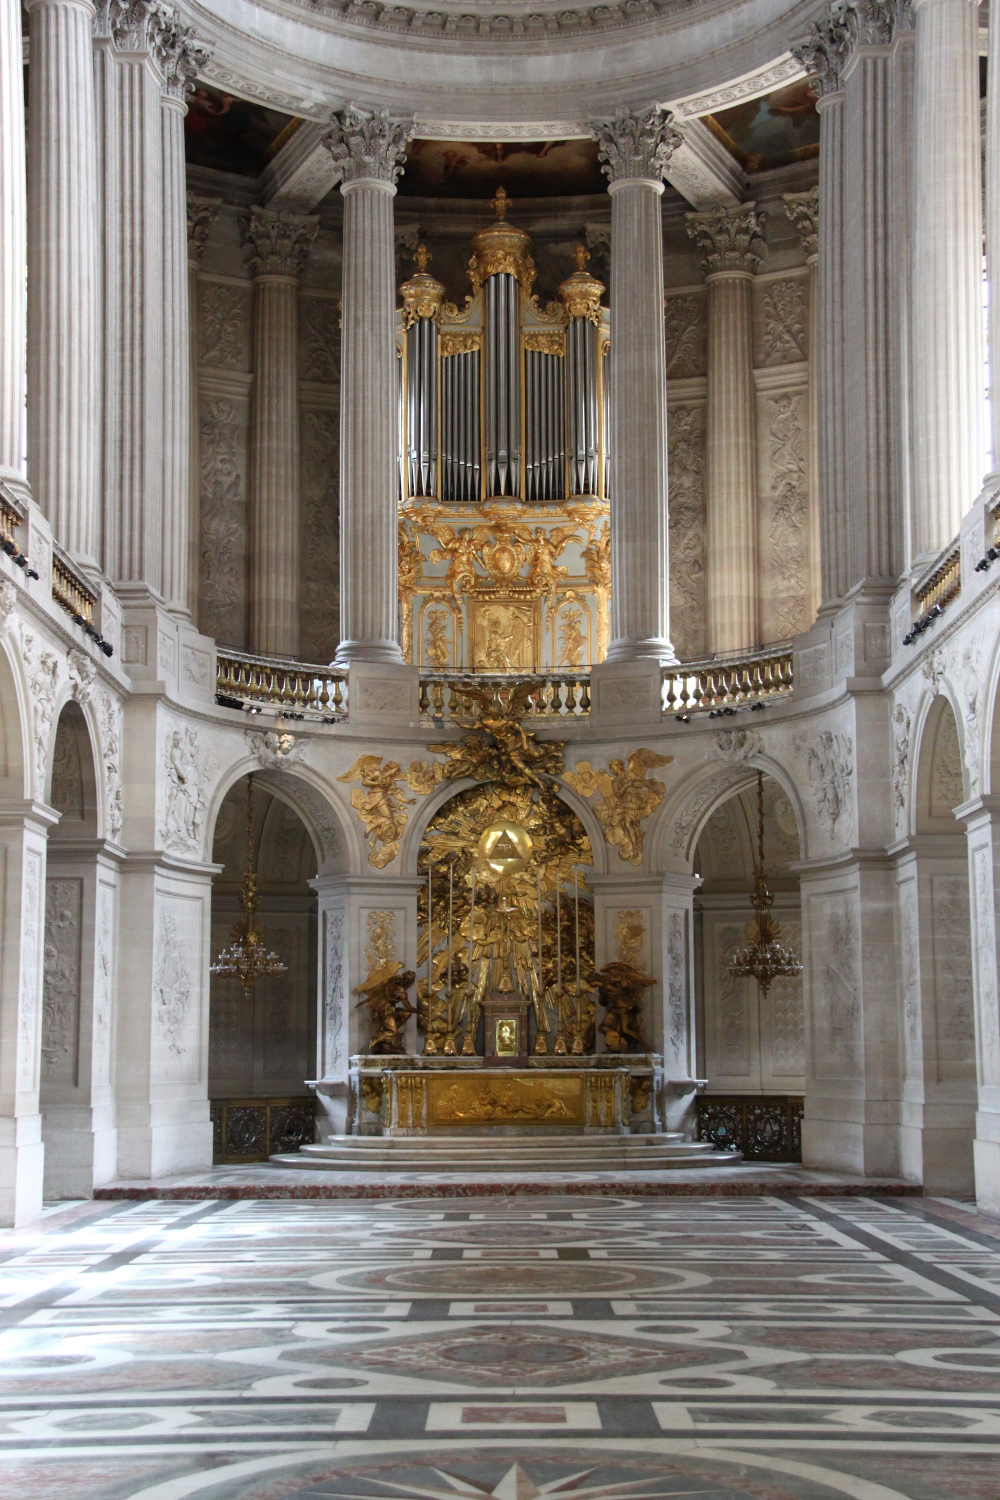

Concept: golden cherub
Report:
left=563, top=749, right=673, bottom=865
left=338, top=755, right=443, bottom=867
left=527, top=526, right=580, bottom=602
left=428, top=523, right=491, bottom=593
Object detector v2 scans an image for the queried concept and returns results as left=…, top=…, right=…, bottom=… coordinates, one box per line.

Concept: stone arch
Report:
left=204, top=757, right=355, bottom=875
left=649, top=748, right=807, bottom=873
left=0, top=633, right=29, bottom=801
left=48, top=700, right=99, bottom=840
left=912, top=693, right=966, bottom=834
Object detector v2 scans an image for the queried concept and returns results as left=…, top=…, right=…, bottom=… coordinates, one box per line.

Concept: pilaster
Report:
left=185, top=195, right=221, bottom=627
left=242, top=206, right=317, bottom=659
left=686, top=204, right=767, bottom=654
left=587, top=105, right=680, bottom=665
left=0, top=0, right=28, bottom=496
left=958, top=797, right=1000, bottom=1213
left=784, top=188, right=821, bottom=620
left=324, top=106, right=411, bottom=667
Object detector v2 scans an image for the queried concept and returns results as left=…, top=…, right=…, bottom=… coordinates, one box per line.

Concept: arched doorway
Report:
left=693, top=774, right=805, bottom=1158
left=208, top=775, right=318, bottom=1162
left=898, top=696, right=975, bottom=1193
left=41, top=700, right=115, bottom=1197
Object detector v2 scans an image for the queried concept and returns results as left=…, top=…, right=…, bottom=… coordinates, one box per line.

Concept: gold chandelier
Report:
left=210, top=773, right=287, bottom=993
left=728, top=770, right=802, bottom=997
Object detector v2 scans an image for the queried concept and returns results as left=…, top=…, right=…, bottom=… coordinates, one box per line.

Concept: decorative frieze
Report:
left=783, top=188, right=819, bottom=261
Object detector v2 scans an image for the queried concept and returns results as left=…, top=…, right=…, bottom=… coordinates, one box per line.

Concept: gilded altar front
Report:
left=349, top=1054, right=663, bottom=1136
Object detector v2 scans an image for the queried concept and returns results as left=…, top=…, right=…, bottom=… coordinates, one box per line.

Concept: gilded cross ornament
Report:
left=400, top=244, right=446, bottom=328
left=563, top=749, right=673, bottom=865
left=557, top=243, right=605, bottom=325
left=323, top=104, right=412, bottom=187
left=588, top=104, right=683, bottom=183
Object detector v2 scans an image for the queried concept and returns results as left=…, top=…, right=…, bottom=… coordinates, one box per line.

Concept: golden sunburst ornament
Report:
left=728, top=769, right=802, bottom=997
left=210, top=773, right=288, bottom=993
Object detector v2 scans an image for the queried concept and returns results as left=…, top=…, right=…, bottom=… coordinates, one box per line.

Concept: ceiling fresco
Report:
left=184, top=83, right=300, bottom=176
left=397, top=138, right=606, bottom=199
left=707, top=80, right=819, bottom=173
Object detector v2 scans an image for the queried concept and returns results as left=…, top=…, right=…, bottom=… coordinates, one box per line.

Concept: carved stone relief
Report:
left=758, top=277, right=807, bottom=365
left=815, top=894, right=861, bottom=1075
left=20, top=631, right=59, bottom=796
left=199, top=281, right=251, bottom=370
left=899, top=879, right=921, bottom=1067
left=154, top=910, right=194, bottom=1059
left=300, top=296, right=340, bottom=384
left=667, top=404, right=706, bottom=660
left=42, top=878, right=82, bottom=1086
left=761, top=391, right=809, bottom=641
left=199, top=395, right=248, bottom=649
left=324, top=909, right=345, bottom=1078
left=17, top=849, right=42, bottom=1090
left=929, top=706, right=964, bottom=817
left=50, top=716, right=85, bottom=820
left=932, top=875, right=975, bottom=1073
left=664, top=294, right=706, bottom=378
left=162, top=727, right=215, bottom=854
left=300, top=408, right=340, bottom=662
left=96, top=690, right=124, bottom=843
left=973, top=844, right=1000, bottom=1077
left=92, top=883, right=114, bottom=1088
left=769, top=915, right=804, bottom=1077
left=246, top=730, right=307, bottom=769
left=665, top=911, right=687, bottom=1064
left=67, top=648, right=95, bottom=705
left=798, top=729, right=854, bottom=843
left=891, top=703, right=911, bottom=829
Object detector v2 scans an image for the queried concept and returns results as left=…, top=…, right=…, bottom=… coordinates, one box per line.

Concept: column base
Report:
left=334, top=638, right=406, bottom=668
left=0, top=1119, right=43, bottom=1228
left=603, top=636, right=678, bottom=667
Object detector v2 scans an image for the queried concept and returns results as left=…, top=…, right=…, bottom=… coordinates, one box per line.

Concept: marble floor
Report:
left=2, top=1193, right=1000, bottom=1500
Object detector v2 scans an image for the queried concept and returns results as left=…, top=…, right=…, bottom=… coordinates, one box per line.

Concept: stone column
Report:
left=889, top=14, right=916, bottom=565
left=25, top=0, right=100, bottom=568
left=92, top=0, right=166, bottom=597
left=158, top=22, right=208, bottom=618
left=242, top=208, right=317, bottom=659
left=687, top=205, right=766, bottom=654
left=0, top=0, right=28, bottom=497
left=185, top=196, right=220, bottom=624
left=323, top=106, right=410, bottom=667
left=910, top=0, right=983, bottom=560
left=986, top=0, right=1000, bottom=478
left=588, top=105, right=679, bottom=665
left=784, top=188, right=821, bottom=614
left=793, top=15, right=853, bottom=605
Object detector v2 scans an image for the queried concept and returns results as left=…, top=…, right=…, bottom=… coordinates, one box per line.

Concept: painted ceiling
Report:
left=184, top=83, right=300, bottom=176
left=707, top=80, right=819, bottom=173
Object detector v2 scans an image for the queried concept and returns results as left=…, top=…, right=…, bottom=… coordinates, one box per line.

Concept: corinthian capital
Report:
left=783, top=188, right=819, bottom=260
left=323, top=105, right=412, bottom=187
left=93, top=0, right=168, bottom=52
left=588, top=104, right=683, bottom=185
left=686, top=204, right=767, bottom=277
left=187, top=194, right=221, bottom=262
left=156, top=15, right=211, bottom=103
left=790, top=1, right=855, bottom=96
left=241, top=207, right=319, bottom=280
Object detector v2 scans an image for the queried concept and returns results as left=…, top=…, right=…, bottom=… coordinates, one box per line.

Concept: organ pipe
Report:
left=484, top=272, right=521, bottom=497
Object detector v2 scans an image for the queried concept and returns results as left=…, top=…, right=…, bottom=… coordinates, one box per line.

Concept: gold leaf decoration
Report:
left=337, top=755, right=444, bottom=868
left=563, top=749, right=673, bottom=865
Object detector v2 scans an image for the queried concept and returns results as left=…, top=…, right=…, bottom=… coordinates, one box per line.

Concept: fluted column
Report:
left=186, top=195, right=220, bottom=623
left=910, top=0, right=983, bottom=558
left=793, top=16, right=853, bottom=605
left=242, top=207, right=317, bottom=659
left=986, top=0, right=1000, bottom=477
left=784, top=188, right=821, bottom=614
left=158, top=22, right=208, bottom=616
left=324, top=107, right=410, bottom=667
left=0, top=0, right=28, bottom=494
left=687, top=205, right=766, bottom=653
left=26, top=0, right=100, bottom=565
left=92, top=0, right=166, bottom=595
left=588, top=105, right=679, bottom=664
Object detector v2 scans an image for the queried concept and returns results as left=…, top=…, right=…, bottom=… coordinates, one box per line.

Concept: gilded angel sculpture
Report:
left=563, top=748, right=673, bottom=864
left=338, top=755, right=443, bottom=867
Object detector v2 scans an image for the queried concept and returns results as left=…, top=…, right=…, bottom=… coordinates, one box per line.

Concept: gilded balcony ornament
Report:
left=468, top=187, right=537, bottom=294
left=563, top=749, right=673, bottom=865
left=557, top=243, right=605, bottom=326
left=400, top=244, right=446, bottom=328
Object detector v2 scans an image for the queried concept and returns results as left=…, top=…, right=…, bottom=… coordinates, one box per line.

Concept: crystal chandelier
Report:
left=210, top=774, right=287, bottom=993
left=728, top=770, right=802, bottom=997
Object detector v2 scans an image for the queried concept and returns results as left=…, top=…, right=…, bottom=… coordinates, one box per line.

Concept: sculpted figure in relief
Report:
left=564, top=749, right=673, bottom=865
left=594, top=961, right=654, bottom=1052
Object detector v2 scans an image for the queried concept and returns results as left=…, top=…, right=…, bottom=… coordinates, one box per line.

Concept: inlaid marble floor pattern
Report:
left=2, top=1194, right=1000, bottom=1500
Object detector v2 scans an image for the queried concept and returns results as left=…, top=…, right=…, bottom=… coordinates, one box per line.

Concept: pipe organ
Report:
left=397, top=190, right=612, bottom=675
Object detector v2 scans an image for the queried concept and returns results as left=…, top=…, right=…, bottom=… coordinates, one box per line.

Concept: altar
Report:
left=348, top=1053, right=663, bottom=1136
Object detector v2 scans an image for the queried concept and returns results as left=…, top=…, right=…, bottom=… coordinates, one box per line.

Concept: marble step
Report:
left=271, top=1136, right=740, bottom=1173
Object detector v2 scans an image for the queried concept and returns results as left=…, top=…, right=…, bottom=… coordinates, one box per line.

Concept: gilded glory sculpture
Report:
left=594, top=960, right=654, bottom=1052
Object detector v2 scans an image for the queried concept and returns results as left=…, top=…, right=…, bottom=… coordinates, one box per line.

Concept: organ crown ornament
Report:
left=557, top=243, right=605, bottom=326
left=323, top=104, right=412, bottom=187
left=241, top=206, right=318, bottom=280
left=686, top=203, right=768, bottom=278
left=400, top=244, right=446, bottom=328
left=588, top=104, right=683, bottom=184
left=468, top=187, right=537, bottom=294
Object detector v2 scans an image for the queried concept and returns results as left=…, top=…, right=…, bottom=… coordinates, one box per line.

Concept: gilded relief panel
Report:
left=471, top=599, right=538, bottom=673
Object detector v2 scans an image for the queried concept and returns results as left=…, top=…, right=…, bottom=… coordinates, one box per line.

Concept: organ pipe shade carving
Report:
left=396, top=200, right=609, bottom=505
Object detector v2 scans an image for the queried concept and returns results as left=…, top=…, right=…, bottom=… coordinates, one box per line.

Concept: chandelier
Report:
left=210, top=774, right=287, bottom=993
left=728, top=770, right=802, bottom=997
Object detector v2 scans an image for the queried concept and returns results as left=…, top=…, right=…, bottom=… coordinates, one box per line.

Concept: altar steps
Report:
left=271, top=1135, right=740, bottom=1173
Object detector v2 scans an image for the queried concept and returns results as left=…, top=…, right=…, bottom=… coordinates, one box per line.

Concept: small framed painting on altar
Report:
left=483, top=995, right=529, bottom=1065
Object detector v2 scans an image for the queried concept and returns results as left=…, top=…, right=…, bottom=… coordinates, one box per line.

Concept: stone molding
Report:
left=186, top=194, right=221, bottom=262
left=783, top=187, right=819, bottom=261
left=686, top=203, right=767, bottom=278
left=588, top=104, right=682, bottom=185
left=240, top=206, right=318, bottom=280
left=323, top=105, right=412, bottom=188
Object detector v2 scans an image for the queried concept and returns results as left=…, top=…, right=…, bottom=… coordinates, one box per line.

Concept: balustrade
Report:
left=662, top=644, right=793, bottom=715
left=418, top=672, right=591, bottom=720
left=216, top=648, right=348, bottom=719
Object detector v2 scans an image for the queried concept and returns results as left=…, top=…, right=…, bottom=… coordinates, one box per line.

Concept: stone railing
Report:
left=419, top=672, right=591, bottom=720
left=662, top=643, right=794, bottom=715
left=215, top=649, right=348, bottom=720
left=905, top=539, right=961, bottom=645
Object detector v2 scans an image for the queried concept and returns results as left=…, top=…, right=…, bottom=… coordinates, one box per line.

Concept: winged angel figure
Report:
left=338, top=754, right=442, bottom=868
left=429, top=680, right=565, bottom=788
left=427, top=523, right=492, bottom=592
left=563, top=749, right=673, bottom=865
